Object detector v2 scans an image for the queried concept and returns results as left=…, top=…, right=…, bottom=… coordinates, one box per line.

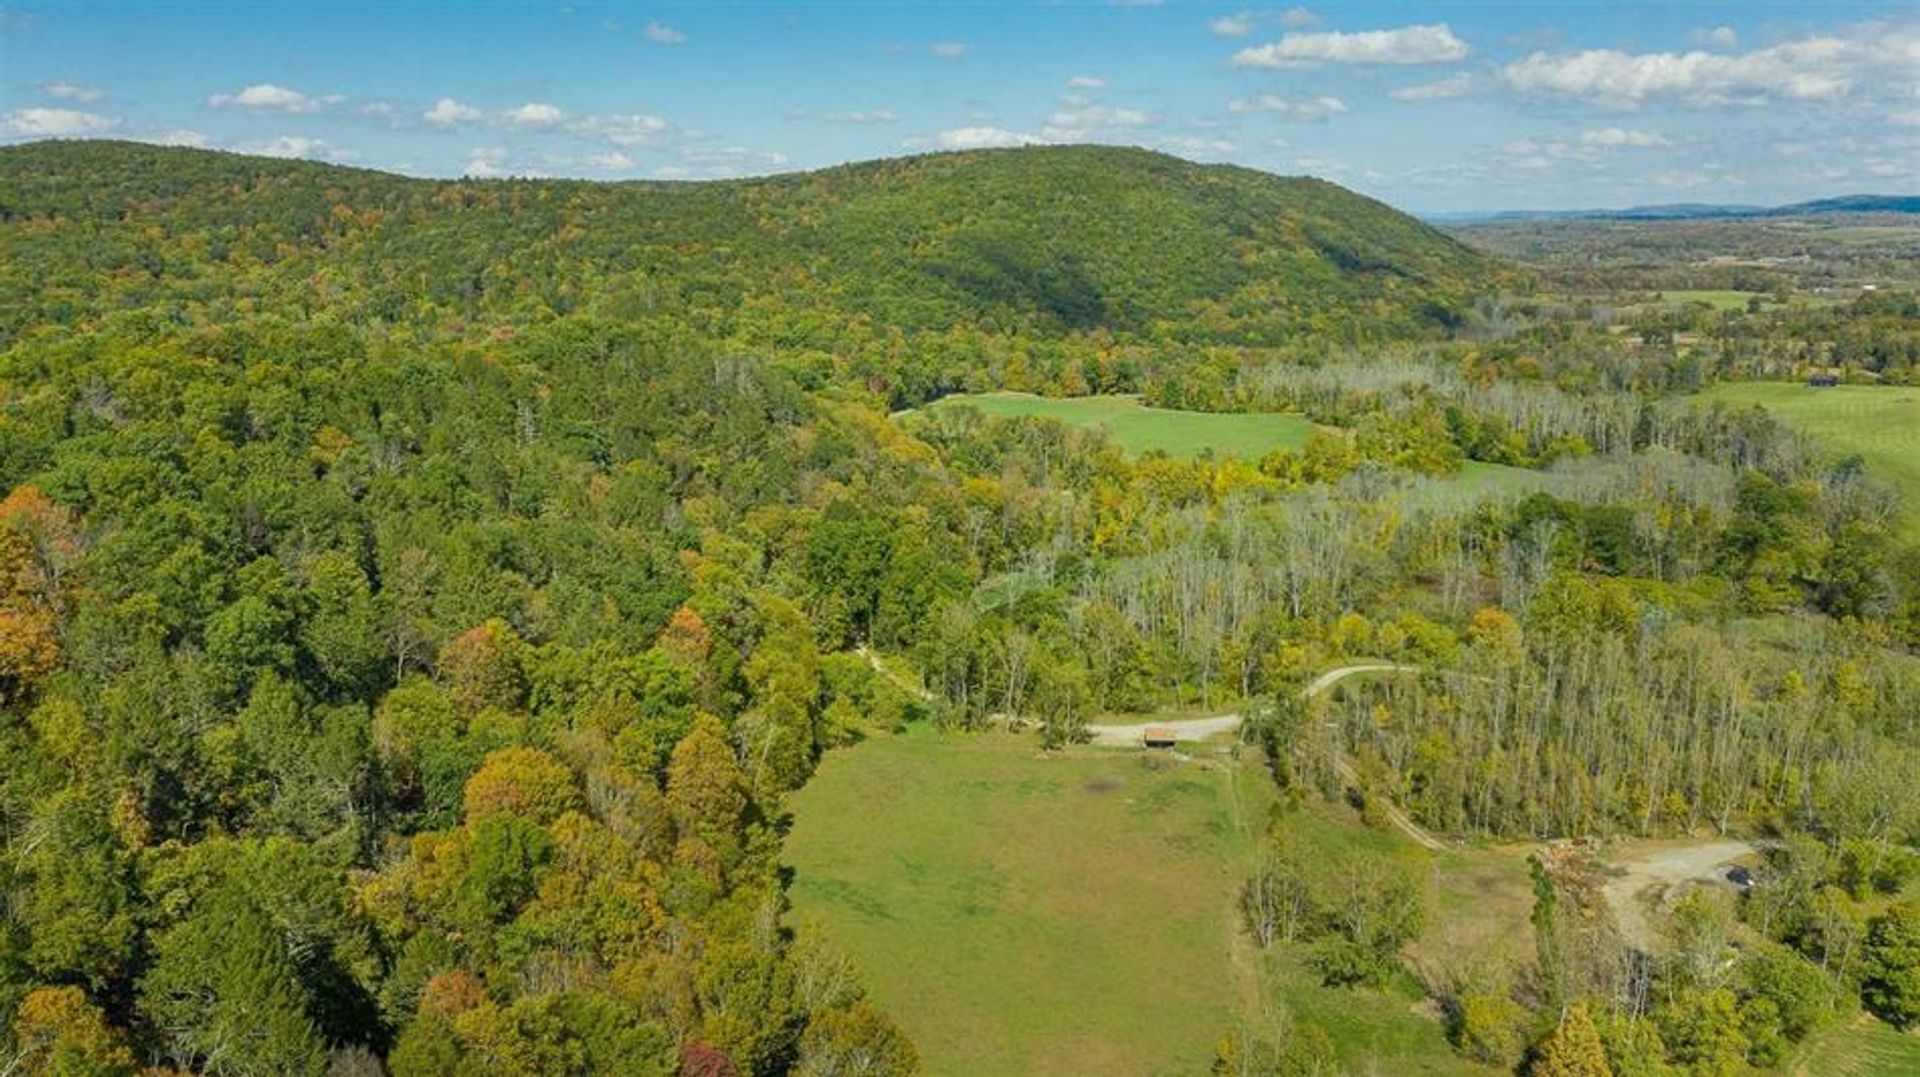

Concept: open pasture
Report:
left=1702, top=382, right=1920, bottom=534
left=785, top=726, right=1499, bottom=1075
left=909, top=392, right=1316, bottom=458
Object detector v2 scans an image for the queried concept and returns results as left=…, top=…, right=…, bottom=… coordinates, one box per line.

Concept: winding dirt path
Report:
left=858, top=644, right=1447, bottom=850
left=1084, top=662, right=1446, bottom=850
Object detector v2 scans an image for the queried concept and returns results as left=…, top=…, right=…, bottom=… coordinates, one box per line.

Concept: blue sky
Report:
left=2, top=1, right=1916, bottom=211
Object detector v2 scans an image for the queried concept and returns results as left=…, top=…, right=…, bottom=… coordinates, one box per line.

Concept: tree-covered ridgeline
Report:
left=0, top=140, right=1493, bottom=400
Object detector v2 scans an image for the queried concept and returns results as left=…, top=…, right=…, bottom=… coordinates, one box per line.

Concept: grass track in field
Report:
left=1701, top=382, right=1920, bottom=535
left=910, top=392, right=1316, bottom=458
left=1787, top=1013, right=1920, bottom=1076
left=784, top=727, right=1492, bottom=1075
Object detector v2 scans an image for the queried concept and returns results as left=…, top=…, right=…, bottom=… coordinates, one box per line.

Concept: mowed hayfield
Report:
left=909, top=392, right=1316, bottom=458
left=1702, top=382, right=1920, bottom=534
left=784, top=727, right=1492, bottom=1076
left=1787, top=1013, right=1920, bottom=1076
left=784, top=727, right=1266, bottom=1075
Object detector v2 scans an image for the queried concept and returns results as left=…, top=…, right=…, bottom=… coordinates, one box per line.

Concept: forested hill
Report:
left=0, top=140, right=1492, bottom=384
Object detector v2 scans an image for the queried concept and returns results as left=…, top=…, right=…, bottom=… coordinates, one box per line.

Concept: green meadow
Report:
left=784, top=727, right=1492, bottom=1076
left=1703, top=382, right=1920, bottom=534
left=1787, top=1013, right=1920, bottom=1076
left=910, top=392, right=1317, bottom=458
left=1659, top=289, right=1780, bottom=310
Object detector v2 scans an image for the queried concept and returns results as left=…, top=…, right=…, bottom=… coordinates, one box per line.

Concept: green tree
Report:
left=1654, top=988, right=1748, bottom=1077
left=1737, top=943, right=1836, bottom=1042
left=1861, top=903, right=1920, bottom=1029
left=139, top=888, right=329, bottom=1077
left=1454, top=991, right=1533, bottom=1067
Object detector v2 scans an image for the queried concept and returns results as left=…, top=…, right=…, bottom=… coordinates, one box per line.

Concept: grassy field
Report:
left=784, top=727, right=1491, bottom=1075
left=1656, top=289, right=1799, bottom=311
left=785, top=728, right=1267, bottom=1075
left=1701, top=382, right=1920, bottom=534
left=909, top=392, right=1316, bottom=458
left=1787, top=1013, right=1920, bottom=1076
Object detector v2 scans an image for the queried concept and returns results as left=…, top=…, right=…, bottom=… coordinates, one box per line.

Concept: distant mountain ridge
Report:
left=0, top=140, right=1498, bottom=354
left=1430, top=194, right=1920, bottom=224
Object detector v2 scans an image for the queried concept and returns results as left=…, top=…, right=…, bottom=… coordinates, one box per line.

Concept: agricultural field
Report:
left=784, top=726, right=1494, bottom=1076
left=907, top=392, right=1316, bottom=458
left=1701, top=382, right=1920, bottom=534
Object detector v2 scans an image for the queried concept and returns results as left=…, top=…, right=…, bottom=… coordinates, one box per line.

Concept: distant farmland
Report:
left=1702, top=382, right=1920, bottom=535
left=907, top=392, right=1316, bottom=458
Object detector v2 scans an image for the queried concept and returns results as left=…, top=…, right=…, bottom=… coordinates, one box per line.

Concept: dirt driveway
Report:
left=1600, top=839, right=1760, bottom=951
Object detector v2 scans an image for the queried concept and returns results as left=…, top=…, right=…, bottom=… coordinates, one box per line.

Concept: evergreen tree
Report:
left=1530, top=1003, right=1611, bottom=1077
left=139, top=889, right=329, bottom=1077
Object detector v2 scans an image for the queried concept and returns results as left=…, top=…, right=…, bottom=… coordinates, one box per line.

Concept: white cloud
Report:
left=1501, top=34, right=1895, bottom=106
left=658, top=145, right=790, bottom=179
left=148, top=129, right=209, bottom=148
left=207, top=83, right=333, bottom=113
left=1047, top=103, right=1153, bottom=128
left=1892, top=110, right=1920, bottom=127
left=931, top=41, right=968, bottom=59
left=584, top=150, right=637, bottom=170
left=1209, top=12, right=1255, bottom=38
left=933, top=126, right=1038, bottom=150
left=826, top=109, right=899, bottom=124
left=465, top=146, right=510, bottom=178
left=424, top=97, right=484, bottom=127
left=1390, top=73, right=1472, bottom=100
left=1580, top=127, right=1669, bottom=148
left=1648, top=168, right=1718, bottom=189
left=1042, top=102, right=1155, bottom=141
left=2, top=107, right=117, bottom=136
left=42, top=81, right=104, bottom=103
left=1213, top=8, right=1315, bottom=36
left=644, top=20, right=685, bottom=45
left=1162, top=135, right=1237, bottom=155
left=1068, top=75, right=1106, bottom=88
left=1227, top=94, right=1348, bottom=121
left=245, top=135, right=353, bottom=161
left=1691, top=26, right=1738, bottom=49
left=502, top=102, right=565, bottom=127
left=1233, top=23, right=1468, bottom=67
left=570, top=112, right=670, bottom=145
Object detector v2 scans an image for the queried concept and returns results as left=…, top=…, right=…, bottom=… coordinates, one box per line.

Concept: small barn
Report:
left=1143, top=725, right=1177, bottom=749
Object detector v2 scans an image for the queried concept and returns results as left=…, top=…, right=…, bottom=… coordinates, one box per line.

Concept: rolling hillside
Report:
left=0, top=141, right=1494, bottom=362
